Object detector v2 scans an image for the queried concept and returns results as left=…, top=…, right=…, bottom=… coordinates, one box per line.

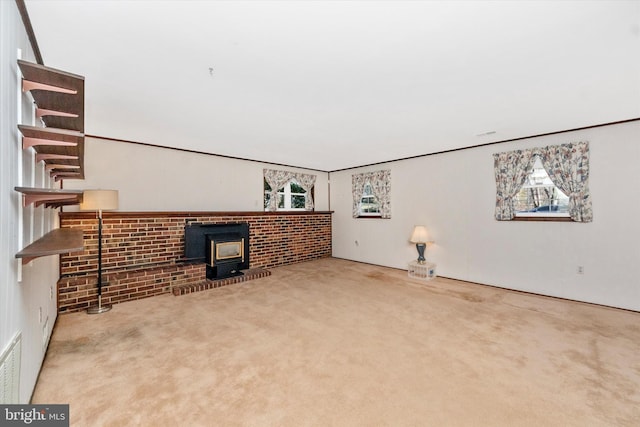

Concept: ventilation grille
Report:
left=0, top=333, right=21, bottom=404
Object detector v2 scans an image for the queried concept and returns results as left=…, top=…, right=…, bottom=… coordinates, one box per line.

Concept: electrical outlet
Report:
left=577, top=266, right=584, bottom=274
left=38, top=307, right=42, bottom=323
left=50, top=286, right=54, bottom=300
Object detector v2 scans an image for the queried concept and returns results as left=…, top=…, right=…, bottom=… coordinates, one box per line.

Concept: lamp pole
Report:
left=81, top=189, right=118, bottom=314
left=88, top=208, right=111, bottom=314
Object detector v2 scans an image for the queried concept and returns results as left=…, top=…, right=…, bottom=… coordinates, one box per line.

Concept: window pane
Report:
left=264, top=179, right=272, bottom=210
left=264, top=176, right=313, bottom=211
left=292, top=195, right=306, bottom=209
left=290, top=182, right=306, bottom=194
left=515, top=157, right=569, bottom=215
left=358, top=183, right=381, bottom=215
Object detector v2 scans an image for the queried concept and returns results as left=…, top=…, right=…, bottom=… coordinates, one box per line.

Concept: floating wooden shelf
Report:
left=15, top=186, right=83, bottom=208
left=15, top=228, right=84, bottom=265
left=18, top=60, right=84, bottom=132
left=17, top=125, right=84, bottom=179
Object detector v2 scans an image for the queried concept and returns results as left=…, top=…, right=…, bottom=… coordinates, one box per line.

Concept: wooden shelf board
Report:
left=15, top=228, right=84, bottom=265
left=18, top=124, right=83, bottom=143
left=15, top=186, right=83, bottom=207
left=18, top=60, right=84, bottom=132
left=14, top=186, right=84, bottom=196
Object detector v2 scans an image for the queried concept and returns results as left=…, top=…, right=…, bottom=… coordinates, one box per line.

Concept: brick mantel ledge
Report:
left=60, top=210, right=334, bottom=219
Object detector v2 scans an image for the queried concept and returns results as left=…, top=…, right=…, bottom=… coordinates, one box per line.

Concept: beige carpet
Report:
left=32, top=258, right=640, bottom=426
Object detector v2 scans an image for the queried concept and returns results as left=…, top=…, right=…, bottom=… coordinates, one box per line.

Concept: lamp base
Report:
left=87, top=295, right=111, bottom=315
left=87, top=304, right=112, bottom=314
left=415, top=243, right=426, bottom=264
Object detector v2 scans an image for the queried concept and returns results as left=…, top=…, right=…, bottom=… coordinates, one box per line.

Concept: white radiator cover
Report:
left=0, top=333, right=21, bottom=404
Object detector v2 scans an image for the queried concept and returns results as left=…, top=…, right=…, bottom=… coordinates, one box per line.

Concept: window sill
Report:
left=512, top=216, right=573, bottom=222
left=264, top=209, right=308, bottom=213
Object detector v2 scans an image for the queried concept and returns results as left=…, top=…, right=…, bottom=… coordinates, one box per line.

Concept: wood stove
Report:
left=184, top=223, right=250, bottom=280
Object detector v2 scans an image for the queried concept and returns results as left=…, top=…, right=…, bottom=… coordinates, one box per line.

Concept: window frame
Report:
left=493, top=142, right=592, bottom=223
left=352, top=169, right=391, bottom=219
left=513, top=156, right=571, bottom=221
left=356, top=182, right=382, bottom=218
left=264, top=178, right=313, bottom=212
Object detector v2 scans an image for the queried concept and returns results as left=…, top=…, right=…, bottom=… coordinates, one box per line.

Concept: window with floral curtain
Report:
left=352, top=170, right=391, bottom=218
left=263, top=169, right=316, bottom=211
left=493, top=141, right=592, bottom=222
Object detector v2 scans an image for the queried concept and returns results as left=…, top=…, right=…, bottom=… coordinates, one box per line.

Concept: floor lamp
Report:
left=81, top=190, right=119, bottom=314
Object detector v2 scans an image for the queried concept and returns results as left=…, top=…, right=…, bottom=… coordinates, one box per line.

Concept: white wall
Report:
left=330, top=121, right=640, bottom=311
left=63, top=138, right=330, bottom=212
left=1, top=1, right=60, bottom=403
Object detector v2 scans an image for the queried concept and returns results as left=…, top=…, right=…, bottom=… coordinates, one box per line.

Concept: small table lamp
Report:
left=81, top=189, right=119, bottom=314
left=410, top=225, right=429, bottom=264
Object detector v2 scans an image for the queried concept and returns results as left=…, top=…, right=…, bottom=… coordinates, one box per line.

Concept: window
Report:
left=264, top=179, right=308, bottom=211
left=263, top=169, right=316, bottom=211
left=514, top=157, right=570, bottom=218
left=493, top=142, right=592, bottom=222
left=352, top=170, right=391, bottom=218
left=357, top=182, right=381, bottom=217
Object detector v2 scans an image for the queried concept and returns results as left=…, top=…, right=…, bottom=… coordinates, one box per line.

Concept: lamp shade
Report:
left=410, top=225, right=428, bottom=243
left=80, top=190, right=119, bottom=211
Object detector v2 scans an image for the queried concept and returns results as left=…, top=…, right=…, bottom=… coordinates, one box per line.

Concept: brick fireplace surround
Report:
left=57, top=211, right=332, bottom=313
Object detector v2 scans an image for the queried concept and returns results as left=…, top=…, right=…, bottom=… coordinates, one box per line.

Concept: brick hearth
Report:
left=172, top=268, right=271, bottom=296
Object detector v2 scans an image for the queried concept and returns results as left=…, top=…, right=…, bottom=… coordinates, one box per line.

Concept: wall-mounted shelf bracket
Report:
left=22, top=79, right=77, bottom=95
left=36, top=153, right=78, bottom=162
left=23, top=137, right=77, bottom=149
left=52, top=173, right=82, bottom=182
left=36, top=108, right=79, bottom=119
left=45, top=164, right=81, bottom=171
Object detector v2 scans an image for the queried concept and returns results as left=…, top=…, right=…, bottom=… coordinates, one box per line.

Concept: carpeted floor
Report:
left=32, top=258, right=640, bottom=426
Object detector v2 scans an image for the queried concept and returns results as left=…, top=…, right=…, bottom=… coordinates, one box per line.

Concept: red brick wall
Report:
left=58, top=211, right=332, bottom=312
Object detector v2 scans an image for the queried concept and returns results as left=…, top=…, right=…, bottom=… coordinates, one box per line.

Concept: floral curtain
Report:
left=295, top=173, right=317, bottom=210
left=539, top=141, right=592, bottom=222
left=264, top=169, right=293, bottom=211
left=493, top=149, right=536, bottom=220
left=263, top=169, right=317, bottom=211
left=351, top=174, right=367, bottom=218
left=493, top=141, right=592, bottom=222
left=352, top=170, right=392, bottom=218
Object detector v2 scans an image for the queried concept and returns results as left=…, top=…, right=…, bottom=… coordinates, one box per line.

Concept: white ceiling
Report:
left=25, top=0, right=640, bottom=171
